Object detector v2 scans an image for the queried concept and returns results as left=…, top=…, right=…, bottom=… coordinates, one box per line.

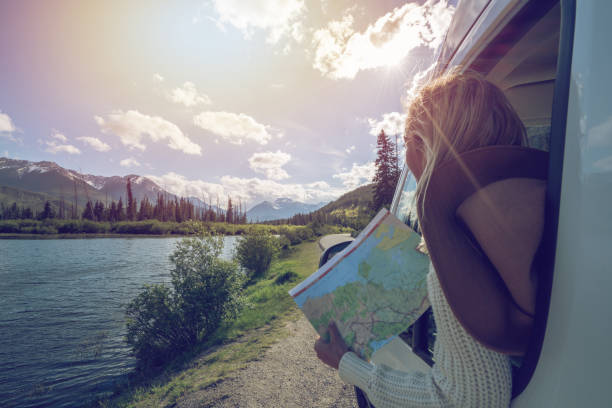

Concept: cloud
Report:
left=333, top=161, right=375, bottom=189
left=95, top=110, right=202, bottom=155
left=193, top=111, right=274, bottom=145
left=77, top=136, right=111, bottom=152
left=248, top=150, right=291, bottom=180
left=211, top=0, right=305, bottom=44
left=368, top=111, right=407, bottom=136
left=168, top=82, right=212, bottom=107
left=45, top=141, right=81, bottom=155
left=0, top=111, right=17, bottom=134
left=312, top=0, right=454, bottom=79
left=42, top=131, right=81, bottom=154
left=153, top=73, right=164, bottom=82
left=120, top=157, right=141, bottom=167
left=0, top=111, right=20, bottom=143
left=51, top=131, right=68, bottom=142
left=147, top=172, right=344, bottom=207
left=345, top=145, right=356, bottom=154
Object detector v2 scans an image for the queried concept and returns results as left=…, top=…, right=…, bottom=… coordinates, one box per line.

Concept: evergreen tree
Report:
left=226, top=197, right=234, bottom=224
left=117, top=197, right=125, bottom=221
left=94, top=201, right=105, bottom=221
left=372, top=129, right=399, bottom=211
left=82, top=200, right=95, bottom=220
left=126, top=177, right=136, bottom=221
left=39, top=201, right=56, bottom=220
left=22, top=207, right=33, bottom=219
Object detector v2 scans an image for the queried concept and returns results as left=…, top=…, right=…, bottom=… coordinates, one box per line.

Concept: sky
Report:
left=0, top=0, right=455, bottom=208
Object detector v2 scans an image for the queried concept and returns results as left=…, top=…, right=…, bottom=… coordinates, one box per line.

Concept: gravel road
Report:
left=178, top=315, right=358, bottom=408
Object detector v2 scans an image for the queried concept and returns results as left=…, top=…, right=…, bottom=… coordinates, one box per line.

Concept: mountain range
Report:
left=246, top=198, right=327, bottom=222
left=0, top=157, right=328, bottom=220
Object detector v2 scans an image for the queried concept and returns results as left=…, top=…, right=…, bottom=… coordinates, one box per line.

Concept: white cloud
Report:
left=345, top=145, right=356, bottom=154
left=368, top=111, right=407, bottom=136
left=193, top=111, right=273, bottom=145
left=0, top=111, right=17, bottom=134
left=42, top=131, right=81, bottom=155
left=51, top=131, right=68, bottom=143
left=77, top=136, right=111, bottom=152
left=45, top=141, right=81, bottom=155
left=120, top=157, right=141, bottom=168
left=312, top=0, right=454, bottom=79
left=95, top=110, right=202, bottom=155
left=147, top=172, right=343, bottom=207
left=153, top=73, right=164, bottom=82
left=248, top=150, right=291, bottom=180
left=211, top=0, right=305, bottom=45
left=168, top=82, right=212, bottom=107
left=333, top=161, right=375, bottom=189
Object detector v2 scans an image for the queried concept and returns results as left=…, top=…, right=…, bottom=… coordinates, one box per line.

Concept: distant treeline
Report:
left=0, top=177, right=247, bottom=224
left=0, top=218, right=351, bottom=239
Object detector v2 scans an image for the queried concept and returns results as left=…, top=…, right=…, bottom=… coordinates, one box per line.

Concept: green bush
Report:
left=276, top=235, right=292, bottom=251
left=125, top=235, right=244, bottom=369
left=234, top=232, right=280, bottom=280
left=274, top=270, right=299, bottom=285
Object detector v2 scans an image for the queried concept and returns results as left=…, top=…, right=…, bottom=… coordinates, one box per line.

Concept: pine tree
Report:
left=82, top=201, right=94, bottom=220
left=226, top=197, right=234, bottom=224
left=372, top=129, right=400, bottom=211
left=40, top=201, right=56, bottom=220
left=117, top=197, right=125, bottom=221
left=126, top=177, right=136, bottom=221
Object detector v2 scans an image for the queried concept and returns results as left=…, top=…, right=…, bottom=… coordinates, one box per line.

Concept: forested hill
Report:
left=316, top=184, right=374, bottom=215
left=265, top=184, right=375, bottom=230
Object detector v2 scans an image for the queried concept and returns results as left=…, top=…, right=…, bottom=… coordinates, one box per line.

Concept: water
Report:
left=0, top=236, right=239, bottom=408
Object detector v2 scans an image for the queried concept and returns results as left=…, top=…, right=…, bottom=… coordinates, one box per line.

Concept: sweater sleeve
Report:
left=338, top=352, right=448, bottom=408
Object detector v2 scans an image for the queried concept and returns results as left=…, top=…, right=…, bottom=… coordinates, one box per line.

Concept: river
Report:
left=0, top=236, right=239, bottom=408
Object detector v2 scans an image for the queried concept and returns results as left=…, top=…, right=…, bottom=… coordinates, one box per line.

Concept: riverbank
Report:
left=96, top=240, right=332, bottom=407
left=0, top=219, right=350, bottom=238
left=0, top=232, right=186, bottom=239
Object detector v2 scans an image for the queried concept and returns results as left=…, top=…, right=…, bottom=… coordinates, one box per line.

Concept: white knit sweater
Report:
left=338, top=264, right=512, bottom=407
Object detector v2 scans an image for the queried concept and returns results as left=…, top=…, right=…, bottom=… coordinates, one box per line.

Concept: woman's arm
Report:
left=315, top=322, right=447, bottom=408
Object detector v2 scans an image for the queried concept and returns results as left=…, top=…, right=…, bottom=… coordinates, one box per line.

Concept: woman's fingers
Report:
left=314, top=322, right=348, bottom=370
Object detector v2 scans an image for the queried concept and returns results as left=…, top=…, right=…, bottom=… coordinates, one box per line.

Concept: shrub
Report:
left=276, top=235, right=292, bottom=251
left=234, top=232, right=280, bottom=280
left=274, top=270, right=299, bottom=285
left=125, top=234, right=244, bottom=369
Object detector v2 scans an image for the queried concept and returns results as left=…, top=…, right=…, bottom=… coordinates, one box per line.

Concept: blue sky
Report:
left=0, top=0, right=454, bottom=207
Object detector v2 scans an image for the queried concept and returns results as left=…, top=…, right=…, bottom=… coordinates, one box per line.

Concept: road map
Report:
left=290, top=209, right=430, bottom=359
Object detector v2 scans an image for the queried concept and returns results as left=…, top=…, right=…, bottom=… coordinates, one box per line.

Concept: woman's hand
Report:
left=314, top=321, right=349, bottom=370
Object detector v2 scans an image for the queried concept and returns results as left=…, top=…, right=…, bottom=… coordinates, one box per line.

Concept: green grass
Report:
left=94, top=241, right=321, bottom=408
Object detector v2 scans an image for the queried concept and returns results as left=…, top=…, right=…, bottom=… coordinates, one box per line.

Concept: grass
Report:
left=94, top=240, right=321, bottom=408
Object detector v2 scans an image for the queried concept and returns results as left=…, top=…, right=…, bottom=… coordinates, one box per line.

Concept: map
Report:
left=289, top=209, right=430, bottom=359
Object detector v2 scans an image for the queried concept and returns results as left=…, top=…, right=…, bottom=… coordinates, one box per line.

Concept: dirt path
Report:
left=178, top=315, right=358, bottom=408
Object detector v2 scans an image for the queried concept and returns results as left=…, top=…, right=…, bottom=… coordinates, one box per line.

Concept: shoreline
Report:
left=0, top=233, right=209, bottom=239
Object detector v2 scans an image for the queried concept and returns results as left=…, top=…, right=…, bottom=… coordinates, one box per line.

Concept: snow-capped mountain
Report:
left=246, top=198, right=327, bottom=222
left=0, top=157, right=177, bottom=207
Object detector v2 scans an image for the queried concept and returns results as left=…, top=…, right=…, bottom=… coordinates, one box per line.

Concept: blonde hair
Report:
left=405, top=69, right=527, bottom=219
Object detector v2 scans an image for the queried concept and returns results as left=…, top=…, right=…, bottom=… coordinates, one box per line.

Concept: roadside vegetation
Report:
left=0, top=218, right=350, bottom=237
left=94, top=234, right=321, bottom=407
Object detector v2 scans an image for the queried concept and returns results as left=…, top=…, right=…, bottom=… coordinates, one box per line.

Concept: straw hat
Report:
left=419, top=145, right=548, bottom=355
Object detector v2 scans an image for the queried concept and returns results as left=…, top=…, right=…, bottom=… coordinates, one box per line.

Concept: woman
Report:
left=314, top=70, right=547, bottom=407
